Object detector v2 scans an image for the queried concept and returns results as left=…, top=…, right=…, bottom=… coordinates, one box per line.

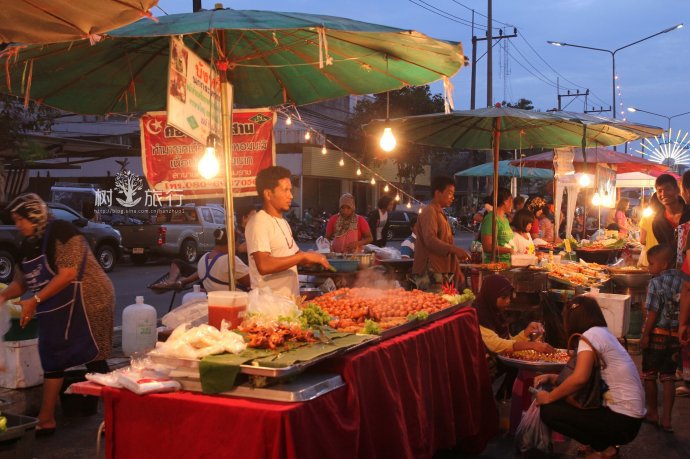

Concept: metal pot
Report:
left=611, top=273, right=651, bottom=289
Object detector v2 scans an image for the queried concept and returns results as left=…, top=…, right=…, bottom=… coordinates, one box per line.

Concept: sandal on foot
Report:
left=660, top=424, right=674, bottom=433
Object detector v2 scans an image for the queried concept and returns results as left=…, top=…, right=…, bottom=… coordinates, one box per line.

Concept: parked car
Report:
left=386, top=210, right=418, bottom=240
left=0, top=203, right=123, bottom=283
left=115, top=205, right=225, bottom=265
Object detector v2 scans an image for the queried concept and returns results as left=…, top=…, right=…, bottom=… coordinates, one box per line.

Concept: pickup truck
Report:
left=0, top=203, right=123, bottom=283
left=115, top=205, right=226, bottom=265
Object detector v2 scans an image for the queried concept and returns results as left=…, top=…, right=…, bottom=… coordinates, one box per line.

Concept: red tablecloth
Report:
left=103, top=307, right=497, bottom=459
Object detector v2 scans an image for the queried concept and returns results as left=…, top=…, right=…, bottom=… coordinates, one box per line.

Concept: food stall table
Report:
left=102, top=307, right=498, bottom=459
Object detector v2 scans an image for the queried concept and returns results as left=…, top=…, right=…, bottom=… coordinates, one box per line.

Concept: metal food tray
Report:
left=547, top=274, right=607, bottom=292
left=379, top=300, right=470, bottom=340
left=176, top=373, right=345, bottom=402
left=496, top=351, right=568, bottom=372
left=149, top=333, right=380, bottom=379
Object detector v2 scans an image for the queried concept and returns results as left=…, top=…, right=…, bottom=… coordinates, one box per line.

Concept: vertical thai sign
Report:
left=140, top=110, right=276, bottom=199
left=167, top=36, right=221, bottom=144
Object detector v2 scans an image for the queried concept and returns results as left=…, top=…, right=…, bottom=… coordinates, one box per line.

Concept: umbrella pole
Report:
left=581, top=127, right=587, bottom=239
left=492, top=118, right=500, bottom=263
left=221, top=77, right=236, bottom=291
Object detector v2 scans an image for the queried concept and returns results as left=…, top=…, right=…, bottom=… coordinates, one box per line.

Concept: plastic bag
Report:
left=161, top=298, right=208, bottom=329
left=515, top=400, right=552, bottom=453
left=315, top=236, right=331, bottom=252
left=245, top=287, right=300, bottom=326
left=364, top=245, right=401, bottom=260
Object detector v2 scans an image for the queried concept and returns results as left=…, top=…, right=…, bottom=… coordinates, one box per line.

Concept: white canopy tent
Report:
left=615, top=172, right=657, bottom=188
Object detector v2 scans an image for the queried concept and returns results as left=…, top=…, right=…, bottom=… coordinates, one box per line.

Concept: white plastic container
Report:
left=0, top=338, right=43, bottom=388
left=122, top=296, right=158, bottom=356
left=590, top=292, right=631, bottom=338
left=207, top=291, right=248, bottom=329
left=181, top=284, right=207, bottom=305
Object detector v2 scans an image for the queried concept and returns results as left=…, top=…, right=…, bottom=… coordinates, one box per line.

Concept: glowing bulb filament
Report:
left=642, top=207, right=653, bottom=218
left=384, top=184, right=389, bottom=192
left=380, top=127, right=396, bottom=152
left=321, top=145, right=327, bottom=155
left=591, top=193, right=601, bottom=206
left=304, top=131, right=311, bottom=140
left=198, top=146, right=220, bottom=180
left=406, top=202, right=412, bottom=209
left=286, top=116, right=292, bottom=126
left=579, top=174, right=591, bottom=187
left=370, top=177, right=376, bottom=185
left=395, top=194, right=400, bottom=202
left=356, top=168, right=362, bottom=176
left=339, top=158, right=344, bottom=166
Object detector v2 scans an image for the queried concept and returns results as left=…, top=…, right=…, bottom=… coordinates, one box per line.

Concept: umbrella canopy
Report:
left=615, top=172, right=657, bottom=188
left=455, top=160, right=553, bottom=179
left=0, top=0, right=158, bottom=44
left=515, top=147, right=669, bottom=175
left=0, top=8, right=464, bottom=113
left=363, top=106, right=663, bottom=261
left=363, top=106, right=663, bottom=151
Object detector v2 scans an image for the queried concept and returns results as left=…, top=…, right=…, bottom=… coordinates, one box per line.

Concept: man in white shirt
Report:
left=246, top=166, right=329, bottom=298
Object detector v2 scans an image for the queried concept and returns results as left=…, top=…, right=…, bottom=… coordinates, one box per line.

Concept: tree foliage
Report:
left=502, top=98, right=534, bottom=110
left=348, top=86, right=447, bottom=192
left=0, top=94, right=56, bottom=161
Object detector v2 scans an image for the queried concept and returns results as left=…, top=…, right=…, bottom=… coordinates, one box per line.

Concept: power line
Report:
left=407, top=0, right=485, bottom=29
left=448, top=0, right=515, bottom=28
left=509, top=41, right=572, bottom=90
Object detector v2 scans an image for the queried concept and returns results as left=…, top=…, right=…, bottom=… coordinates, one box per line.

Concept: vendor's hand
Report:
left=640, top=334, right=650, bottom=350
left=533, top=373, right=558, bottom=388
left=531, top=342, right=556, bottom=354
left=525, top=322, right=545, bottom=336
left=454, top=247, right=471, bottom=263
left=18, top=297, right=38, bottom=328
left=302, top=251, right=330, bottom=269
left=535, top=390, right=551, bottom=406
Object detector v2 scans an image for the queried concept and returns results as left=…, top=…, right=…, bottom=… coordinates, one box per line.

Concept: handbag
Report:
left=555, top=333, right=609, bottom=409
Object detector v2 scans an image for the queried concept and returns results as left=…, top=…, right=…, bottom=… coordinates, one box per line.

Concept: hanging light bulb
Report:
left=395, top=193, right=400, bottom=202
left=642, top=206, right=653, bottom=218
left=370, top=177, right=376, bottom=185
left=321, top=145, right=327, bottom=155
left=198, top=135, right=220, bottom=179
left=380, top=127, right=396, bottom=152
left=591, top=192, right=601, bottom=206
left=418, top=207, right=423, bottom=214
left=406, top=201, right=412, bottom=209
left=356, top=167, right=362, bottom=176
left=384, top=184, right=389, bottom=192
left=578, top=173, right=591, bottom=187
left=304, top=131, right=311, bottom=140
left=339, top=157, right=345, bottom=166
left=286, top=115, right=292, bottom=126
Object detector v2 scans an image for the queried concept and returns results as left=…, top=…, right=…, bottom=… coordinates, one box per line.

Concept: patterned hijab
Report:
left=8, top=193, right=49, bottom=239
left=334, top=193, right=359, bottom=238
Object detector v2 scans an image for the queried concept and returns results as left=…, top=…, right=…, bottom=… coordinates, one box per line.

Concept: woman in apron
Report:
left=0, top=193, right=114, bottom=435
left=324, top=194, right=373, bottom=253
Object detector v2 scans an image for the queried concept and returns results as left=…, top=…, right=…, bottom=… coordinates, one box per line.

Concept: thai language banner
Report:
left=140, top=110, right=276, bottom=199
left=167, top=36, right=222, bottom=144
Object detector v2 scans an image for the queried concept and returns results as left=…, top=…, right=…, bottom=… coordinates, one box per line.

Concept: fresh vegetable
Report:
left=406, top=311, right=429, bottom=322
left=0, top=414, right=8, bottom=433
left=363, top=319, right=381, bottom=335
left=299, top=303, right=332, bottom=329
left=441, top=288, right=475, bottom=305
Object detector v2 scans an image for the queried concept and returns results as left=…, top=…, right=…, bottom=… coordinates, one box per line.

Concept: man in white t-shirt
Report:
left=246, top=166, right=329, bottom=298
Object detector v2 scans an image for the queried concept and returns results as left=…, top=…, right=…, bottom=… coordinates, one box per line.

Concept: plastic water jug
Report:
left=122, top=296, right=158, bottom=357
left=181, top=284, right=207, bottom=304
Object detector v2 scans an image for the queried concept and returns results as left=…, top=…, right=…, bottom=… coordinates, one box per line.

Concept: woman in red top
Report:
left=325, top=194, right=373, bottom=253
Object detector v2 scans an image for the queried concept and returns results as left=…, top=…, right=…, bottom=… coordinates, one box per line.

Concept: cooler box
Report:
left=0, top=339, right=44, bottom=389
left=595, top=293, right=631, bottom=338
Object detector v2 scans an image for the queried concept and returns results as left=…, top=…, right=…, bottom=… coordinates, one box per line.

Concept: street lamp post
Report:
left=627, top=106, right=690, bottom=133
left=547, top=24, right=683, bottom=123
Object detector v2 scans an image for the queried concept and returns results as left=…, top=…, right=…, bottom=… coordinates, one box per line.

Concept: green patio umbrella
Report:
left=0, top=7, right=465, bottom=288
left=363, top=106, right=662, bottom=261
left=0, top=8, right=464, bottom=112
left=455, top=160, right=553, bottom=179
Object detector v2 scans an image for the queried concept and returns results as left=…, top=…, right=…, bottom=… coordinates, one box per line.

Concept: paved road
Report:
left=108, top=231, right=477, bottom=325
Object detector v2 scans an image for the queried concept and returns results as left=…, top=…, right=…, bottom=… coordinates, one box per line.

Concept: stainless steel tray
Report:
left=177, top=373, right=345, bottom=402
left=496, top=351, right=568, bottom=372
left=379, top=300, right=470, bottom=340
left=150, top=333, right=380, bottom=378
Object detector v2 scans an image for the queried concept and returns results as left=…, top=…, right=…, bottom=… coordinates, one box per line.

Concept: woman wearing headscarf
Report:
left=325, top=193, right=373, bottom=253
left=0, top=193, right=114, bottom=435
left=475, top=274, right=554, bottom=354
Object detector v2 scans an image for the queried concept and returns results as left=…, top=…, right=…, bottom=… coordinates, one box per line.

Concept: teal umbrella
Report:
left=455, top=160, right=553, bottom=179
left=0, top=8, right=464, bottom=112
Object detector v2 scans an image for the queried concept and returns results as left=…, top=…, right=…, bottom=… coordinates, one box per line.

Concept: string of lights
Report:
left=277, top=106, right=425, bottom=212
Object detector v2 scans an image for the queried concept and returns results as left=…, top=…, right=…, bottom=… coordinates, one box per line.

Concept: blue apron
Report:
left=200, top=253, right=228, bottom=287
left=22, top=223, right=99, bottom=372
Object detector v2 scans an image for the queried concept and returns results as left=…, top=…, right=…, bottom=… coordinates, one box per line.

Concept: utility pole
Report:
left=556, top=89, right=590, bottom=111
left=585, top=106, right=612, bottom=114
left=471, top=28, right=517, bottom=109
left=487, top=0, right=493, bottom=107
